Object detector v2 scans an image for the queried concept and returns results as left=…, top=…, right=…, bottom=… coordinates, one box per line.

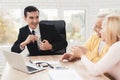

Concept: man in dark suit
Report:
left=11, top=6, right=68, bottom=56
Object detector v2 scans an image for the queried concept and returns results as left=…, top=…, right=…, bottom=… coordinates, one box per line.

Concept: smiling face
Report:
left=100, top=15, right=120, bottom=46
left=24, top=11, right=39, bottom=29
left=94, top=17, right=103, bottom=38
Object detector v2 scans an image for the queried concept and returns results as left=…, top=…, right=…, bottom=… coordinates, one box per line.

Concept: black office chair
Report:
left=40, top=20, right=67, bottom=53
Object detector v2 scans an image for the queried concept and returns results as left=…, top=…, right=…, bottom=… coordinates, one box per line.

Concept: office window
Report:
left=0, top=9, right=22, bottom=45
left=39, top=9, right=58, bottom=20
left=64, top=10, right=85, bottom=42
left=39, top=9, right=86, bottom=43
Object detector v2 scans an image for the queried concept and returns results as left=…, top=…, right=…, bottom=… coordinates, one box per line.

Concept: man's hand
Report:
left=20, top=35, right=38, bottom=49
left=60, top=46, right=86, bottom=62
left=60, top=53, right=73, bottom=61
left=78, top=46, right=88, bottom=54
left=39, top=40, right=52, bottom=50
left=70, top=46, right=88, bottom=58
left=70, top=46, right=83, bottom=58
left=60, top=52, right=81, bottom=62
left=25, top=35, right=38, bottom=44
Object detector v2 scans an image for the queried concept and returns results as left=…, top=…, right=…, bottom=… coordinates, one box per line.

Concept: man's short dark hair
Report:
left=24, top=6, right=39, bottom=17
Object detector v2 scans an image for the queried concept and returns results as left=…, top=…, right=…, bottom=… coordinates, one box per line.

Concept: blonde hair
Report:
left=102, top=14, right=120, bottom=46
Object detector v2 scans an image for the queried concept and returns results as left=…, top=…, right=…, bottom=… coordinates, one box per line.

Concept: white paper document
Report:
left=48, top=69, right=83, bottom=80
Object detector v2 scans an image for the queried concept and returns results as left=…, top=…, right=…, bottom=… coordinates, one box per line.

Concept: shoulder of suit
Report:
left=20, top=25, right=28, bottom=31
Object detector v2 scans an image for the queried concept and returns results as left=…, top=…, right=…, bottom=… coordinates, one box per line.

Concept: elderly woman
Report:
left=80, top=15, right=120, bottom=80
left=61, top=14, right=120, bottom=80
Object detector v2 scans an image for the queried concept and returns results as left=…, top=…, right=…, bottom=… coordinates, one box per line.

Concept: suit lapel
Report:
left=39, top=23, right=45, bottom=41
left=26, top=25, right=32, bottom=35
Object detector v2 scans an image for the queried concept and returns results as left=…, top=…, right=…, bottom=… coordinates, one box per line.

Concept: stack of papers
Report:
left=48, top=69, right=83, bottom=80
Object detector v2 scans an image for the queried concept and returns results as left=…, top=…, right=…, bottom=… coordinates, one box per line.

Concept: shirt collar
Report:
left=28, top=25, right=39, bottom=33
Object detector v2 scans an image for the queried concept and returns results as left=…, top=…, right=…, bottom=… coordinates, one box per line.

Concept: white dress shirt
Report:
left=29, top=25, right=41, bottom=40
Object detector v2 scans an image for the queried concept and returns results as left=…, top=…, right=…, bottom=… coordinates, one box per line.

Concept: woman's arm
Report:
left=81, top=42, right=120, bottom=75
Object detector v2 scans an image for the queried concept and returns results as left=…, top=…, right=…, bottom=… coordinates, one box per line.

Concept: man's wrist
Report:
left=49, top=45, right=53, bottom=50
left=20, top=42, right=27, bottom=49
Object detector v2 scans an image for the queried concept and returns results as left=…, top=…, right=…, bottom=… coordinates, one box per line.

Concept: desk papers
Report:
left=48, top=69, right=83, bottom=80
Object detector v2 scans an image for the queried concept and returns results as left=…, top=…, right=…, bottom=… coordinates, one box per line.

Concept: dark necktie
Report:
left=32, top=30, right=35, bottom=35
left=31, top=30, right=37, bottom=46
left=31, top=30, right=40, bottom=51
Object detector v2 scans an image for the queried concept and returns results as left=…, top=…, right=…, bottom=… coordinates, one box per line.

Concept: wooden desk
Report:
left=1, top=55, right=110, bottom=80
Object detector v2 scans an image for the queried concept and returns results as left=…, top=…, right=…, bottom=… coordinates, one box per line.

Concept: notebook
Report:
left=3, top=50, right=45, bottom=74
left=48, top=69, right=83, bottom=80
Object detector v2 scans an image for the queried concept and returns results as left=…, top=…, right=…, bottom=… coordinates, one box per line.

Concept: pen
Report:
left=48, top=63, right=54, bottom=69
left=29, top=60, right=33, bottom=64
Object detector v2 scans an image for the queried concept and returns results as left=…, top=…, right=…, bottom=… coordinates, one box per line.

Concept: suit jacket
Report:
left=11, top=23, right=68, bottom=56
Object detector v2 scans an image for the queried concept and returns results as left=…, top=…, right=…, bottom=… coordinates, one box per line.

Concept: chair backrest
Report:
left=40, top=20, right=66, bottom=40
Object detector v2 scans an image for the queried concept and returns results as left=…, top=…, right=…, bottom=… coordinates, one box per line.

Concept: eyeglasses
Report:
left=35, top=62, right=54, bottom=69
left=29, top=60, right=54, bottom=69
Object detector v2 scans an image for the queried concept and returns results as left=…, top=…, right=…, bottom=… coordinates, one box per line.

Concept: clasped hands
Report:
left=20, top=34, right=52, bottom=50
left=60, top=46, right=87, bottom=62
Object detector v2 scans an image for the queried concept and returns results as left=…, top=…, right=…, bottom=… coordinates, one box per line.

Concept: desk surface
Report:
left=1, top=55, right=110, bottom=80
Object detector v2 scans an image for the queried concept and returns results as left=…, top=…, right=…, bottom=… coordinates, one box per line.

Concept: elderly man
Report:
left=60, top=12, right=110, bottom=63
